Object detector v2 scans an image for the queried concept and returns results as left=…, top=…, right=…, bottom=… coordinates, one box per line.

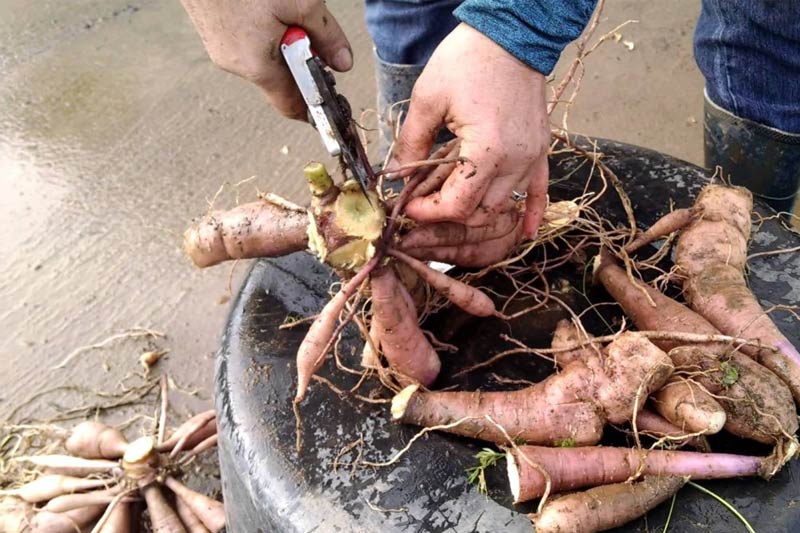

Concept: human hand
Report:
left=388, top=23, right=550, bottom=238
left=179, top=0, right=352, bottom=120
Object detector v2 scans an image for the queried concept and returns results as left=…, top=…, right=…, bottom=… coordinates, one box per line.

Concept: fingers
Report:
left=523, top=155, right=549, bottom=238
left=408, top=140, right=461, bottom=200
left=389, top=84, right=446, bottom=178
left=404, top=142, right=499, bottom=222
left=255, top=74, right=308, bottom=121
left=297, top=4, right=353, bottom=72
left=399, top=210, right=519, bottom=249
left=259, top=4, right=351, bottom=120
left=179, top=0, right=353, bottom=121
left=404, top=219, right=523, bottom=268
left=477, top=172, right=524, bottom=215
left=462, top=200, right=516, bottom=227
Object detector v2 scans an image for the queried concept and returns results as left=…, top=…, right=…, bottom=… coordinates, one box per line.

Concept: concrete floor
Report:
left=0, top=1, right=703, bottom=423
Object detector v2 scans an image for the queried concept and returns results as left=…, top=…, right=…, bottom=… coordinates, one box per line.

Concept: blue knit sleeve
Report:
left=454, top=0, right=598, bottom=75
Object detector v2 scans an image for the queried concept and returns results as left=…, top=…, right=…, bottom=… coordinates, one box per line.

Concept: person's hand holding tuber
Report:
left=386, top=23, right=551, bottom=238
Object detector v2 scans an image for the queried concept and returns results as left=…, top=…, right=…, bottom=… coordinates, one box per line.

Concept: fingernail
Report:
left=382, top=157, right=399, bottom=179
left=522, top=215, right=539, bottom=240
left=332, top=48, right=353, bottom=71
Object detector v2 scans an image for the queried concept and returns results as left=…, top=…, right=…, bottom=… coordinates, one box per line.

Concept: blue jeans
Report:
left=695, top=0, right=800, bottom=134
left=365, top=0, right=462, bottom=66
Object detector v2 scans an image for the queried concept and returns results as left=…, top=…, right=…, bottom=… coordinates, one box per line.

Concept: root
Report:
left=361, top=416, right=481, bottom=468
left=178, top=434, right=219, bottom=464
left=333, top=434, right=364, bottom=475
left=315, top=277, right=372, bottom=377
left=747, top=244, right=800, bottom=262
left=169, top=411, right=216, bottom=458
left=293, top=401, right=303, bottom=454
left=88, top=488, right=136, bottom=533
left=379, top=156, right=470, bottom=179
left=156, top=376, right=168, bottom=447
left=9, top=380, right=160, bottom=425
left=489, top=373, right=538, bottom=387
left=310, top=375, right=391, bottom=405
left=421, top=330, right=458, bottom=353
left=625, top=208, right=696, bottom=254
left=621, top=249, right=657, bottom=308
left=259, top=192, right=305, bottom=212
left=278, top=314, right=319, bottom=330
left=454, top=330, right=780, bottom=377
left=52, top=327, right=165, bottom=370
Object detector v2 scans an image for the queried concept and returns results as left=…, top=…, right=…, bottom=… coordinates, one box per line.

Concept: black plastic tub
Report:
left=215, top=139, right=800, bottom=532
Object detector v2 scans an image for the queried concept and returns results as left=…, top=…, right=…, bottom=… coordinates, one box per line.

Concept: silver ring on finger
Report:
left=511, top=190, right=528, bottom=202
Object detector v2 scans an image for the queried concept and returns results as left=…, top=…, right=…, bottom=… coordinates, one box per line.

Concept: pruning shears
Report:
left=280, top=26, right=374, bottom=199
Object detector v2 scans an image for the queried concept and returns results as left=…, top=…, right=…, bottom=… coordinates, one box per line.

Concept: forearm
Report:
left=454, top=0, right=597, bottom=75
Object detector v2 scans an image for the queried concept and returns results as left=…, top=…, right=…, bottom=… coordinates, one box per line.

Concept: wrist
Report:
left=453, top=0, right=597, bottom=76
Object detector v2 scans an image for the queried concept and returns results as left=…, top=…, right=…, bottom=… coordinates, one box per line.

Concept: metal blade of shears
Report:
left=280, top=26, right=374, bottom=204
left=306, top=57, right=375, bottom=203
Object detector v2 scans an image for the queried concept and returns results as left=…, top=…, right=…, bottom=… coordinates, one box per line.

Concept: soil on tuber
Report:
left=674, top=184, right=800, bottom=402
left=184, top=198, right=309, bottom=268
left=594, top=250, right=798, bottom=446
left=370, top=266, right=441, bottom=386
left=530, top=475, right=686, bottom=533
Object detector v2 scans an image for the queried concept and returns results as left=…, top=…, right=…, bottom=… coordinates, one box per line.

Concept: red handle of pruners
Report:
left=280, top=26, right=318, bottom=55
left=280, top=26, right=307, bottom=46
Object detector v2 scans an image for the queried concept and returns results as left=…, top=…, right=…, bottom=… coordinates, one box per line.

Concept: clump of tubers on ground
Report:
left=4, top=413, right=224, bottom=532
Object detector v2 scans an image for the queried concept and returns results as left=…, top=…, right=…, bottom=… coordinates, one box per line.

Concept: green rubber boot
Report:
left=374, top=52, right=453, bottom=160
left=704, top=91, right=800, bottom=214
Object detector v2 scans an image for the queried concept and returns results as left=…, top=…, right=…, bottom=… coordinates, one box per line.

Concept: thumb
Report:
left=388, top=87, right=445, bottom=176
left=257, top=75, right=307, bottom=121
left=300, top=6, right=353, bottom=72
left=523, top=155, right=549, bottom=238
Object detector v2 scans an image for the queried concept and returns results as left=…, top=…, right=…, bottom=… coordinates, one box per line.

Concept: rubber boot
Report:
left=374, top=52, right=453, bottom=160
left=704, top=91, right=800, bottom=213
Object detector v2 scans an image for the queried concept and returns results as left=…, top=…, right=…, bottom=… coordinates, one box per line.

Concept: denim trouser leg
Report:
left=365, top=0, right=462, bottom=154
left=694, top=0, right=800, bottom=211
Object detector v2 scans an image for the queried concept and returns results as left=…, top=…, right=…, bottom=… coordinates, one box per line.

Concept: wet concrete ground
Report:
left=0, top=1, right=702, bottom=423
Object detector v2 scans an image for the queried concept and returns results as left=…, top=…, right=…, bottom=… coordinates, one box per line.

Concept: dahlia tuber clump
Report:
left=184, top=156, right=531, bottom=402
left=5, top=414, right=223, bottom=532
